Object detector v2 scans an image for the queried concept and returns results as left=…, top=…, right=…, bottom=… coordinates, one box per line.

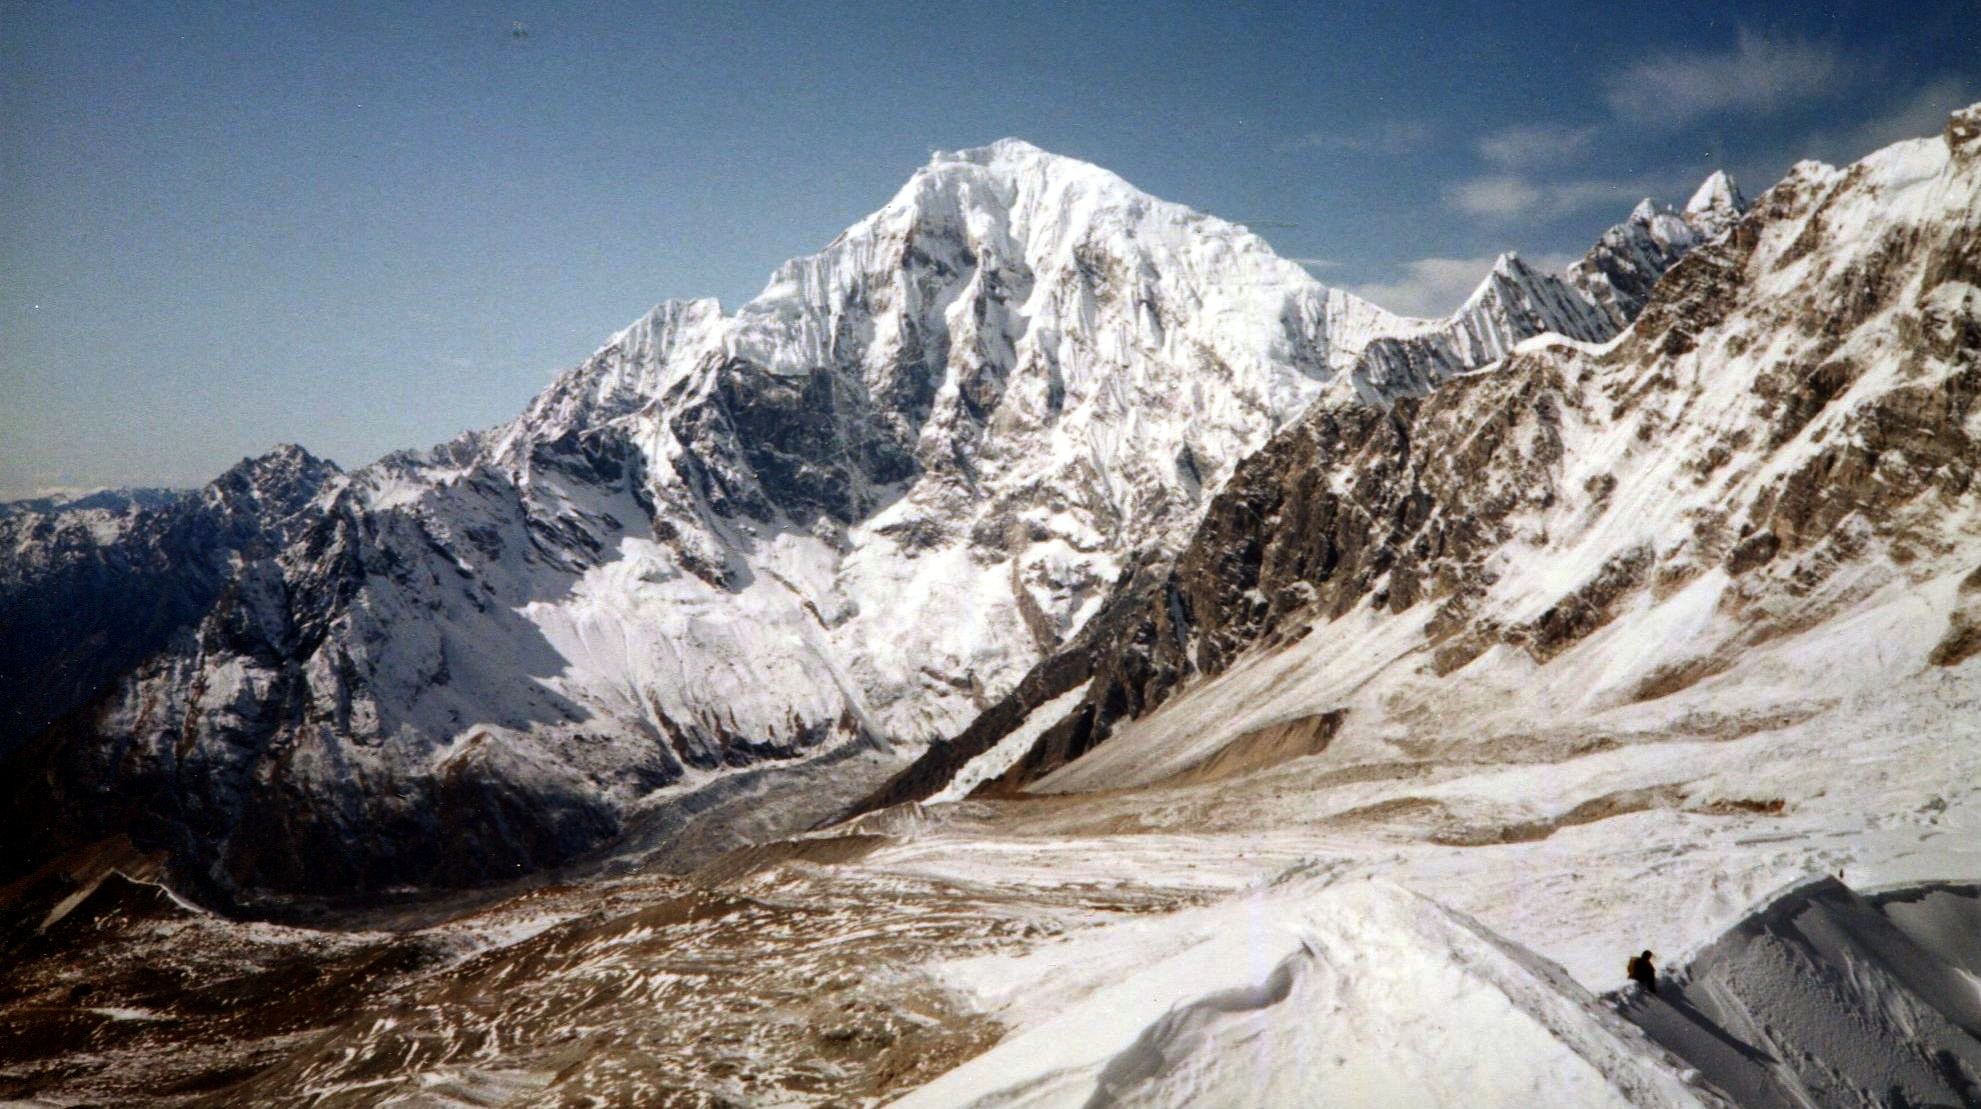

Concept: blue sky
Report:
left=3, top=1, right=1977, bottom=497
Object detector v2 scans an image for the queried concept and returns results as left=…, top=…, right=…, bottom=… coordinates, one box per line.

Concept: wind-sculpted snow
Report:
left=1, top=138, right=1739, bottom=905
left=896, top=877, right=1720, bottom=1108
left=1622, top=878, right=1981, bottom=1108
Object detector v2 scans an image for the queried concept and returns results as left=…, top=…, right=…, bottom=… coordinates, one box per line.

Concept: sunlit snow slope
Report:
left=878, top=106, right=1981, bottom=818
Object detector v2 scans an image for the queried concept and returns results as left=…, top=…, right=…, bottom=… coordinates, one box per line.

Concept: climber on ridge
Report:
left=1627, top=950, right=1657, bottom=994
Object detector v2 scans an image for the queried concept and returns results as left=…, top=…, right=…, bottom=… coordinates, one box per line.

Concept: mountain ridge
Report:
left=862, top=105, right=1980, bottom=816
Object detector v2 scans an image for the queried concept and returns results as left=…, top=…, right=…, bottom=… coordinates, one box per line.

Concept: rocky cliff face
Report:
left=0, top=139, right=1735, bottom=909
left=868, top=106, right=1980, bottom=806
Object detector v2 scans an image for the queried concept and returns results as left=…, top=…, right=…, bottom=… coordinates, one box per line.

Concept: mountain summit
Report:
left=1684, top=168, right=1746, bottom=233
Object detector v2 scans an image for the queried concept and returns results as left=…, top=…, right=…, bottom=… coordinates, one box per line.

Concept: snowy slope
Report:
left=829, top=102, right=1981, bottom=1098
left=895, top=875, right=1721, bottom=1108
left=1626, top=878, right=1981, bottom=1108
left=489, top=137, right=1420, bottom=754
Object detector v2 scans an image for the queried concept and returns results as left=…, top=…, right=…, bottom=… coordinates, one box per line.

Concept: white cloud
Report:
left=1289, top=257, right=1342, bottom=271
left=1608, top=29, right=1849, bottom=126
left=1447, top=175, right=1631, bottom=220
left=1348, top=257, right=1498, bottom=318
left=1477, top=123, right=1599, bottom=169
left=0, top=479, right=113, bottom=504
left=1279, top=120, right=1433, bottom=156
left=1448, top=176, right=1542, bottom=218
left=25, top=484, right=99, bottom=501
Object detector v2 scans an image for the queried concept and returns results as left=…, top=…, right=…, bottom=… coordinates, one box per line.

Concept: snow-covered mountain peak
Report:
left=1682, top=169, right=1746, bottom=237
left=247, top=441, right=323, bottom=468
left=1950, top=102, right=1981, bottom=150
left=1557, top=170, right=1755, bottom=332
left=490, top=139, right=1419, bottom=535
left=723, top=136, right=1357, bottom=379
left=901, top=137, right=1256, bottom=250
left=1454, top=250, right=1581, bottom=320
left=503, top=295, right=727, bottom=450
left=932, top=135, right=1056, bottom=166
left=804, top=137, right=1174, bottom=261
left=432, top=138, right=1449, bottom=776
left=1683, top=169, right=1744, bottom=218
left=1348, top=163, right=1781, bottom=404
left=204, top=443, right=341, bottom=513
left=610, top=296, right=725, bottom=356
left=499, top=138, right=1452, bottom=481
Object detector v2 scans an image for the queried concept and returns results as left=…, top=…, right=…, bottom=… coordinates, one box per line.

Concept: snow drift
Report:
left=895, top=873, right=1722, bottom=1108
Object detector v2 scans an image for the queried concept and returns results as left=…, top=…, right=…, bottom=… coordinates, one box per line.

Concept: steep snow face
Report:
left=515, top=140, right=1424, bottom=748
left=505, top=297, right=728, bottom=445
left=1352, top=252, right=1616, bottom=400
left=726, top=138, right=1384, bottom=405
left=493, top=148, right=1739, bottom=763
left=1683, top=169, right=1747, bottom=237
left=1351, top=177, right=1742, bottom=401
